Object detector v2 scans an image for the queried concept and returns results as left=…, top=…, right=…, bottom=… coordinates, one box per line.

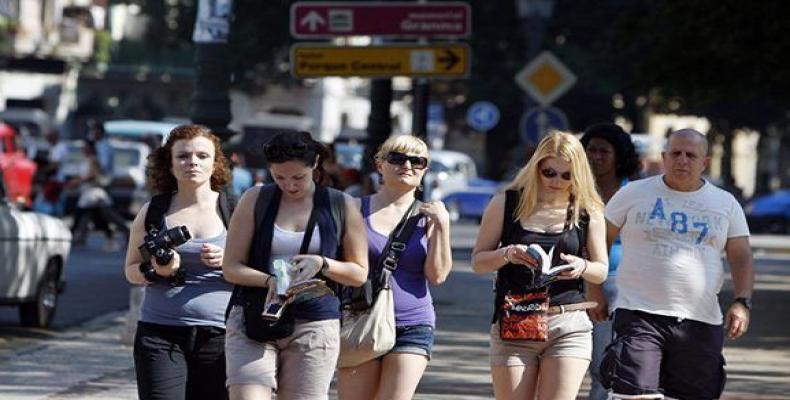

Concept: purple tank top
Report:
left=362, top=197, right=435, bottom=328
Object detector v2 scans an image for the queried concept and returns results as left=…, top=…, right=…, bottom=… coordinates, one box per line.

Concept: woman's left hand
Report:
left=554, top=253, right=588, bottom=280
left=420, top=201, right=450, bottom=227
left=291, top=255, right=324, bottom=284
left=200, top=243, right=224, bottom=268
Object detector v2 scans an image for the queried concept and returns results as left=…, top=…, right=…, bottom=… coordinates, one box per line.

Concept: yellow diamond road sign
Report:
left=291, top=43, right=470, bottom=78
left=515, top=51, right=577, bottom=105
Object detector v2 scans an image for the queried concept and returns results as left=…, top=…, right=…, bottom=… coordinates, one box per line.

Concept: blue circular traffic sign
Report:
left=520, top=106, right=568, bottom=144
left=466, top=101, right=500, bottom=132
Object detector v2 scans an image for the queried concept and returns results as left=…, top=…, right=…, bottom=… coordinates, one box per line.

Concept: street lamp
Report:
left=190, top=0, right=234, bottom=141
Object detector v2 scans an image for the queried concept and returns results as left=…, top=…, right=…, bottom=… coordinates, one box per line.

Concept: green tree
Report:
left=619, top=0, right=790, bottom=190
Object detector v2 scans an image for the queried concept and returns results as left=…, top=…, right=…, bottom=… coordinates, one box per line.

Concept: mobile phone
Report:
left=261, top=300, right=285, bottom=320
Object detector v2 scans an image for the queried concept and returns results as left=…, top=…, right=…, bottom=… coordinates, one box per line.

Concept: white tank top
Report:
left=271, top=224, right=322, bottom=258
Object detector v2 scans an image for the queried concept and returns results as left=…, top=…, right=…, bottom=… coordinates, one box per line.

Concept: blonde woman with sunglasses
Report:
left=337, top=135, right=453, bottom=400
left=472, top=132, right=609, bottom=400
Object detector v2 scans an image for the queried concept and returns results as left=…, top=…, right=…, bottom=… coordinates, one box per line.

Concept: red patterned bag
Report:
left=499, top=289, right=550, bottom=341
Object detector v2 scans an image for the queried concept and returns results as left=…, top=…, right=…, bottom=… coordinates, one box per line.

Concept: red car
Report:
left=0, top=122, right=36, bottom=206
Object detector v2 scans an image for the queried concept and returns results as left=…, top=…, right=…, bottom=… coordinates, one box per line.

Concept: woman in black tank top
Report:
left=472, top=132, right=610, bottom=400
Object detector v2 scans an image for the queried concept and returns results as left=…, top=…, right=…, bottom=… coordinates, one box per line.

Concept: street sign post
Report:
left=290, top=2, right=471, bottom=38
left=514, top=51, right=577, bottom=106
left=520, top=106, right=569, bottom=144
left=291, top=43, right=470, bottom=78
left=466, top=101, right=500, bottom=132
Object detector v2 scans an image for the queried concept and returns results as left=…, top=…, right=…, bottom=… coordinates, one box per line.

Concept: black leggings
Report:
left=133, top=322, right=228, bottom=400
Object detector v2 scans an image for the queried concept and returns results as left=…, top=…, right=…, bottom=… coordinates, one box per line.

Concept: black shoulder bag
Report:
left=343, top=198, right=423, bottom=311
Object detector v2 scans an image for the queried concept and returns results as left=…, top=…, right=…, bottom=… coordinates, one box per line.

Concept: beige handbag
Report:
left=337, top=269, right=396, bottom=368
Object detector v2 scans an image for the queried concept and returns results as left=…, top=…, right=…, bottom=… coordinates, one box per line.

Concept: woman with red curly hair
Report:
left=124, top=125, right=234, bottom=400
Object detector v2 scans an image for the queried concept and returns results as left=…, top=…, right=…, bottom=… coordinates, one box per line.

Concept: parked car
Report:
left=0, top=175, right=72, bottom=327
left=424, top=149, right=479, bottom=202
left=746, top=190, right=790, bottom=234
left=441, top=178, right=502, bottom=222
left=0, top=122, right=37, bottom=206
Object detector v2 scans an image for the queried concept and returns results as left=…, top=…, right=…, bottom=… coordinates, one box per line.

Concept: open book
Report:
left=526, top=244, right=576, bottom=276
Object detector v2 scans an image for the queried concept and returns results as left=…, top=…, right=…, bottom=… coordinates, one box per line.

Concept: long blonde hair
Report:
left=507, top=131, right=603, bottom=226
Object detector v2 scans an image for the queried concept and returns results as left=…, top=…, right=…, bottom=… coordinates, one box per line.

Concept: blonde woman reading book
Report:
left=472, top=131, right=609, bottom=400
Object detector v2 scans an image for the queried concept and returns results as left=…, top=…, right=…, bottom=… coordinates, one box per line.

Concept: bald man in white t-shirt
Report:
left=600, top=129, right=754, bottom=400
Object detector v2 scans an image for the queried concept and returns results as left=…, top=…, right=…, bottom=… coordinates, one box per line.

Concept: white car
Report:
left=0, top=185, right=72, bottom=327
left=424, top=150, right=479, bottom=202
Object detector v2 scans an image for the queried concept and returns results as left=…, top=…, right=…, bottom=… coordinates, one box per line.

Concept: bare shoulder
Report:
left=487, top=192, right=506, bottom=211
left=130, top=201, right=151, bottom=227
left=338, top=191, right=362, bottom=211
left=237, top=185, right=262, bottom=207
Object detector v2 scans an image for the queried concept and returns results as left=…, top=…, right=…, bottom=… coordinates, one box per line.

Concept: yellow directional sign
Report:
left=291, top=43, right=470, bottom=78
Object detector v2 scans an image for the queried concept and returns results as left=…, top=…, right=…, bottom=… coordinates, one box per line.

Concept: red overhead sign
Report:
left=290, top=2, right=471, bottom=38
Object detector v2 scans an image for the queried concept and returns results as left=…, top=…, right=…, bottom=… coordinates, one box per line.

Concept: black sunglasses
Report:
left=540, top=167, right=571, bottom=181
left=385, top=152, right=429, bottom=170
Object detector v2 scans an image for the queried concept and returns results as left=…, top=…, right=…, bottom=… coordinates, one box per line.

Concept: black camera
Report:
left=139, top=226, right=191, bottom=265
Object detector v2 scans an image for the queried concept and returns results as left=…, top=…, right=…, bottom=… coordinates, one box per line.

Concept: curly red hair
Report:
left=147, top=125, right=231, bottom=193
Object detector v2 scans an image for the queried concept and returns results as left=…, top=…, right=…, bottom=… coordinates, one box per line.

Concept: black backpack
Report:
left=230, top=184, right=346, bottom=342
left=144, top=190, right=237, bottom=234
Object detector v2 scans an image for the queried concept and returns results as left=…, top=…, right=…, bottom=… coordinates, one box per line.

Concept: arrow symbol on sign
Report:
left=438, top=49, right=460, bottom=71
left=300, top=11, right=326, bottom=32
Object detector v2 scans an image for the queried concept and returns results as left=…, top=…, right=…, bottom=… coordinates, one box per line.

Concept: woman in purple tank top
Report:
left=337, top=135, right=453, bottom=400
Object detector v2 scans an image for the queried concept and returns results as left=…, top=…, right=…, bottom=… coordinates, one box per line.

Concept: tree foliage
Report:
left=624, top=0, right=790, bottom=131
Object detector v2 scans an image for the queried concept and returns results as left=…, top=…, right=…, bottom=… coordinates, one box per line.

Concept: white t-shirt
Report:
left=605, top=175, right=749, bottom=325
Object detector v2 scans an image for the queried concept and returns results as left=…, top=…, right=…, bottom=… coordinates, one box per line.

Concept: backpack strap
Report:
left=250, top=184, right=278, bottom=272
left=147, top=191, right=236, bottom=234
left=226, top=184, right=277, bottom=321
left=327, top=187, right=346, bottom=247
left=144, top=192, right=173, bottom=236
left=218, top=190, right=238, bottom=228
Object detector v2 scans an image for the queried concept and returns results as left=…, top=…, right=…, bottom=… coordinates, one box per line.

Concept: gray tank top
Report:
left=140, top=228, right=233, bottom=328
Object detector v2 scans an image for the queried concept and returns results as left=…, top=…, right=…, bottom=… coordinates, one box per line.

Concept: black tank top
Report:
left=493, top=190, right=587, bottom=322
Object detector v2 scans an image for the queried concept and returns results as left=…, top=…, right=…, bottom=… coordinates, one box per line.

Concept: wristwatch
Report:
left=733, top=297, right=752, bottom=310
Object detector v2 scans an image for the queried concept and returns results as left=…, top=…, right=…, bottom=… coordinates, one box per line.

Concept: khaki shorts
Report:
left=225, top=306, right=340, bottom=399
left=490, top=309, right=593, bottom=367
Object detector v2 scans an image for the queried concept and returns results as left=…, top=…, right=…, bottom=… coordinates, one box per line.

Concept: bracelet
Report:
left=320, top=256, right=330, bottom=275
left=264, top=274, right=273, bottom=287
left=502, top=246, right=512, bottom=264
left=580, top=259, right=589, bottom=276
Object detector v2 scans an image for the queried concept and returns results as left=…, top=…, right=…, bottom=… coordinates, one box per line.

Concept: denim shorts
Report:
left=390, top=324, right=434, bottom=359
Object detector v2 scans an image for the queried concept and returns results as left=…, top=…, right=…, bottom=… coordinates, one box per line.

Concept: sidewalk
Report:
left=1, top=262, right=789, bottom=399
